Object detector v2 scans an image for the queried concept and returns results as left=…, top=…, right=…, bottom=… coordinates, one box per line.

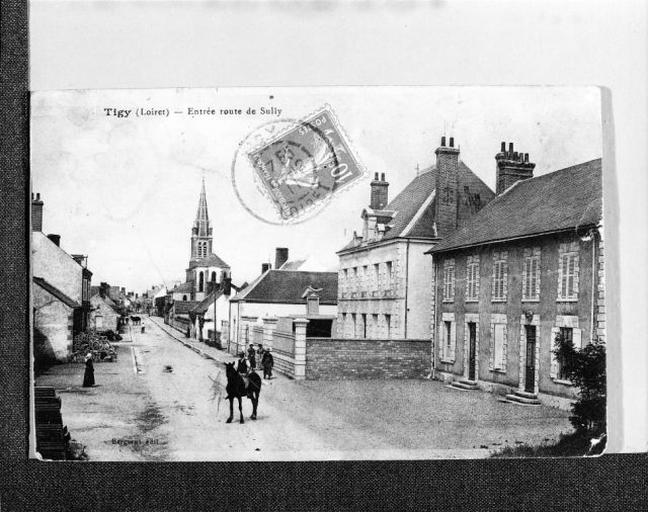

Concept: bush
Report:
left=553, top=332, right=606, bottom=436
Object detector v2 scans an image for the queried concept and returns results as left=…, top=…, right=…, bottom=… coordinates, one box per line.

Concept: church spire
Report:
left=190, top=178, right=213, bottom=262
left=194, top=177, right=210, bottom=237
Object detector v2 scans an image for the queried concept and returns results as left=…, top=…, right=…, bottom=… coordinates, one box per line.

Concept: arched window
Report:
left=183, top=295, right=187, bottom=301
left=198, top=271, right=204, bottom=292
left=211, top=271, right=216, bottom=282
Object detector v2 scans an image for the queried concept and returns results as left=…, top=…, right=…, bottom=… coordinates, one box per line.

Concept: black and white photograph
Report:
left=29, top=86, right=608, bottom=461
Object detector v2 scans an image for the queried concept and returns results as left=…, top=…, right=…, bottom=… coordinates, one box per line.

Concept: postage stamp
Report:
left=232, top=106, right=364, bottom=224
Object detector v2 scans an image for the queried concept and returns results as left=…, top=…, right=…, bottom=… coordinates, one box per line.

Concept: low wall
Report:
left=305, top=338, right=431, bottom=380
left=168, top=316, right=191, bottom=336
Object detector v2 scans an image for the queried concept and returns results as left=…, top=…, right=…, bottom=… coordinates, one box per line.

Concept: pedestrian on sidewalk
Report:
left=247, top=343, right=256, bottom=370
left=83, top=353, right=95, bottom=387
left=262, top=347, right=274, bottom=380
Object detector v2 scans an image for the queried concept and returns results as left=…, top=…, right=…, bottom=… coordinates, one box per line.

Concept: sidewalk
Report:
left=148, top=316, right=236, bottom=365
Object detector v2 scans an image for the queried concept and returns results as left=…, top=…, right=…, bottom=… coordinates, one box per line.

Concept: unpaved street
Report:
left=36, top=316, right=572, bottom=461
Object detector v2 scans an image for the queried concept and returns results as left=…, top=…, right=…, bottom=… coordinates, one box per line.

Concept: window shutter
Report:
left=550, top=327, right=559, bottom=378
left=573, top=328, right=582, bottom=350
left=501, top=324, right=508, bottom=369
left=439, top=323, right=445, bottom=360
left=488, top=322, right=495, bottom=370
left=450, top=321, right=456, bottom=362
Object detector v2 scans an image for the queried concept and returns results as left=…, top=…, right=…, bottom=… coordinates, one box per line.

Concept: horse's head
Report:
left=224, top=362, right=235, bottom=377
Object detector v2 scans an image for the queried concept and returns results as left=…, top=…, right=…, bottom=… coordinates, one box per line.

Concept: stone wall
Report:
left=305, top=338, right=431, bottom=380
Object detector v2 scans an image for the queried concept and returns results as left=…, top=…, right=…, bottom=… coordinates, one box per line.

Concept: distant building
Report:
left=337, top=137, right=495, bottom=340
left=89, top=282, right=121, bottom=331
left=428, top=144, right=604, bottom=407
left=32, top=193, right=92, bottom=363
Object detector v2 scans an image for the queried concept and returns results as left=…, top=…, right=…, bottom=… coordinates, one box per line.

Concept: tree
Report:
left=553, top=332, right=606, bottom=435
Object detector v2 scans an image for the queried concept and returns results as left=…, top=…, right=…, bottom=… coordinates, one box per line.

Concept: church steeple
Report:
left=190, top=178, right=213, bottom=262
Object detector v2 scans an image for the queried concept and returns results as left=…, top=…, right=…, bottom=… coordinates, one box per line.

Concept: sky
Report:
left=30, top=86, right=603, bottom=294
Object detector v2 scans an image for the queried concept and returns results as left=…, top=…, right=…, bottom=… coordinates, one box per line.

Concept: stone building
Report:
left=89, top=283, right=122, bottom=331
left=32, top=193, right=92, bottom=363
left=427, top=145, right=604, bottom=407
left=170, top=178, right=231, bottom=303
left=336, top=137, right=494, bottom=340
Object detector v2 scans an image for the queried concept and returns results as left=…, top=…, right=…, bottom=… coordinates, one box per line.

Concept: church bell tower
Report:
left=190, top=178, right=213, bottom=264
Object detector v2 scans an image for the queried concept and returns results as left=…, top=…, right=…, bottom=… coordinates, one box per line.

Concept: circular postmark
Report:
left=231, top=106, right=363, bottom=225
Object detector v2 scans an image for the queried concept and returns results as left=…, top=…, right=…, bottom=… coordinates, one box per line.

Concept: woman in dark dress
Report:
left=83, top=353, right=95, bottom=387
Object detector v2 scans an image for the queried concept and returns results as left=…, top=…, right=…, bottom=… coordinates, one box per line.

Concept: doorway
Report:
left=467, top=322, right=477, bottom=380
left=524, top=324, right=537, bottom=393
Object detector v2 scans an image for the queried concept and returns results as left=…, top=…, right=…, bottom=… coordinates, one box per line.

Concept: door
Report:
left=468, top=322, right=477, bottom=380
left=524, top=325, right=536, bottom=393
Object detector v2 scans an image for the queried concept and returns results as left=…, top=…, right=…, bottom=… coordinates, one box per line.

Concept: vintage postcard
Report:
left=30, top=86, right=607, bottom=461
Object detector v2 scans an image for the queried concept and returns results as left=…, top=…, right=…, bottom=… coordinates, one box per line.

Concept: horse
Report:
left=224, top=362, right=261, bottom=424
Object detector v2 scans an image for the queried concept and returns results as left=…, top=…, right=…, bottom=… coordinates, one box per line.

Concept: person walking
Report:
left=83, top=353, right=95, bottom=387
left=247, top=343, right=256, bottom=370
left=262, top=347, right=274, bottom=380
left=257, top=344, right=265, bottom=370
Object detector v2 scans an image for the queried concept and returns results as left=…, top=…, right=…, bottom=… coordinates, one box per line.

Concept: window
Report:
left=443, top=260, right=455, bottom=301
left=198, top=271, right=204, bottom=292
left=492, top=323, right=506, bottom=371
left=557, top=327, right=573, bottom=380
left=558, top=252, right=579, bottom=300
left=362, top=266, right=368, bottom=289
left=183, top=295, right=187, bottom=301
left=466, top=256, right=480, bottom=301
left=385, top=261, right=393, bottom=289
left=351, top=313, right=357, bottom=337
left=522, top=251, right=540, bottom=301
left=440, top=314, right=456, bottom=362
left=372, top=314, right=379, bottom=337
left=492, top=255, right=508, bottom=301
left=211, top=271, right=216, bottom=282
left=373, top=264, right=380, bottom=290
left=385, top=314, right=391, bottom=339
left=361, top=313, right=367, bottom=338
left=551, top=316, right=582, bottom=382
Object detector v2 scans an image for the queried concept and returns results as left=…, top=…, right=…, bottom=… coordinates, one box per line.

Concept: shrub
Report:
left=553, top=332, right=606, bottom=435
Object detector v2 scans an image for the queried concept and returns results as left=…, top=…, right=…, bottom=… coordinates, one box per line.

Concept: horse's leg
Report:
left=251, top=394, right=258, bottom=420
left=238, top=396, right=244, bottom=424
left=226, top=397, right=233, bottom=423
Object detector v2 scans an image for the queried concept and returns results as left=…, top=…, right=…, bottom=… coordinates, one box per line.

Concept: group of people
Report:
left=236, top=343, right=274, bottom=380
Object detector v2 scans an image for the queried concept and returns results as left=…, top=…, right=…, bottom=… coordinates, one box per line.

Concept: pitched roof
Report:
left=174, top=301, right=201, bottom=314
left=230, top=270, right=338, bottom=305
left=172, top=281, right=194, bottom=293
left=33, top=277, right=81, bottom=309
left=191, top=288, right=225, bottom=314
left=338, top=161, right=495, bottom=252
left=188, top=252, right=230, bottom=269
left=429, top=159, right=602, bottom=253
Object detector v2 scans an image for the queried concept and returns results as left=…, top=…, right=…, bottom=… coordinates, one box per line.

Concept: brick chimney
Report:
left=31, top=193, right=43, bottom=232
left=47, top=234, right=61, bottom=247
left=261, top=262, right=271, bottom=274
left=99, top=282, right=109, bottom=298
left=495, top=141, right=535, bottom=194
left=434, top=136, right=460, bottom=238
left=275, top=247, right=289, bottom=270
left=369, top=172, right=389, bottom=210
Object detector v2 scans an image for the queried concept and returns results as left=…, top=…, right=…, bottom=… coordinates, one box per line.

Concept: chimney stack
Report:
left=369, top=172, right=389, bottom=210
left=261, top=263, right=271, bottom=274
left=495, top=141, right=536, bottom=194
left=99, top=282, right=109, bottom=298
left=434, top=135, right=460, bottom=238
left=32, top=193, right=44, bottom=232
left=47, top=234, right=61, bottom=247
left=275, top=247, right=289, bottom=270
